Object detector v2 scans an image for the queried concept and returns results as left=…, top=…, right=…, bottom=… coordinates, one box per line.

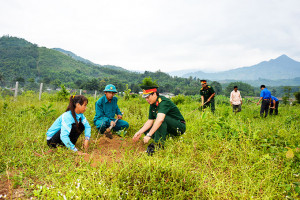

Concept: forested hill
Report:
left=0, top=36, right=202, bottom=94
left=52, top=48, right=128, bottom=72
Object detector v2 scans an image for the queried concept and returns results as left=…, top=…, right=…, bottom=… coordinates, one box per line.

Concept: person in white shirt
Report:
left=230, top=86, right=242, bottom=113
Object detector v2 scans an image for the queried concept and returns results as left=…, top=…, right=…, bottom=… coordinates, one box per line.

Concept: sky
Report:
left=0, top=0, right=300, bottom=73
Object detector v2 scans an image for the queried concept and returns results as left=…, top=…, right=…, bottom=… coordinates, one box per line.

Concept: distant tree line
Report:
left=1, top=36, right=299, bottom=98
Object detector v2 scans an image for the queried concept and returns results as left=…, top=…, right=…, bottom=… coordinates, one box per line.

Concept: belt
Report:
left=181, top=120, right=186, bottom=124
left=263, top=99, right=270, bottom=100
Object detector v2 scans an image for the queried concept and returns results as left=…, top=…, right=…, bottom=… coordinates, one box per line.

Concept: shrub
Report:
left=171, top=94, right=185, bottom=105
left=56, top=84, right=70, bottom=101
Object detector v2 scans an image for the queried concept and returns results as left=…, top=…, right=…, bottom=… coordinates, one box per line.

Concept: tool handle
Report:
left=109, top=118, right=119, bottom=129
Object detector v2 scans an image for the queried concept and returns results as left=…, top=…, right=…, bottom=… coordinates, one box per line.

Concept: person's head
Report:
left=66, top=95, right=88, bottom=131
left=201, top=80, right=207, bottom=87
left=142, top=87, right=159, bottom=104
left=234, top=86, right=238, bottom=92
left=104, top=84, right=117, bottom=100
left=66, top=95, right=88, bottom=113
left=260, top=85, right=266, bottom=90
left=145, top=92, right=158, bottom=104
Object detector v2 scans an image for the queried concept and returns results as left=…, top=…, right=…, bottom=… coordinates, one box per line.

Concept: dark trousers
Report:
left=203, top=99, right=215, bottom=113
left=145, top=115, right=186, bottom=144
left=260, top=100, right=270, bottom=118
left=47, top=122, right=85, bottom=148
left=232, top=104, right=242, bottom=113
left=270, top=101, right=279, bottom=115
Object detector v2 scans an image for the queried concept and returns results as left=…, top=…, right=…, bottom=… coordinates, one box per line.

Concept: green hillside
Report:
left=0, top=36, right=202, bottom=94
left=52, top=48, right=128, bottom=72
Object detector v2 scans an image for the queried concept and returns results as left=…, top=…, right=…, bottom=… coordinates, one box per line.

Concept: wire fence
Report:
left=0, top=81, right=107, bottom=100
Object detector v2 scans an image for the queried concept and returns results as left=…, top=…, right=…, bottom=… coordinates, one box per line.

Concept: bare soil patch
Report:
left=0, top=176, right=10, bottom=199
left=0, top=175, right=25, bottom=199
left=84, top=135, right=146, bottom=167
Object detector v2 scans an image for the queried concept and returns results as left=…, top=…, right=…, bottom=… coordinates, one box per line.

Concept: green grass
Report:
left=0, top=93, right=299, bottom=199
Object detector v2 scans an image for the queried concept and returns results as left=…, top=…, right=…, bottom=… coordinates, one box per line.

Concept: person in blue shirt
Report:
left=46, top=95, right=91, bottom=155
left=270, top=95, right=279, bottom=115
left=93, top=84, right=129, bottom=138
left=256, top=85, right=272, bottom=117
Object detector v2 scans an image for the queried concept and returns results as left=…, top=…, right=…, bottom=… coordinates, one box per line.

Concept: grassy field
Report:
left=0, top=92, right=299, bottom=199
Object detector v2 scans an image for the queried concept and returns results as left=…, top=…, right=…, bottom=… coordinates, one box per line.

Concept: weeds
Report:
left=0, top=93, right=299, bottom=199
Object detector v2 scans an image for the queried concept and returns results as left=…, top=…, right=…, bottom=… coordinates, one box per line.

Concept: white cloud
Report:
left=1, top=0, right=300, bottom=72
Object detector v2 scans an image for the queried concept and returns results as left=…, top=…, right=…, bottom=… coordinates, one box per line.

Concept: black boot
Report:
left=146, top=143, right=155, bottom=156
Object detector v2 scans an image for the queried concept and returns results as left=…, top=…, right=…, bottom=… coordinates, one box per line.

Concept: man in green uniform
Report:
left=200, top=80, right=216, bottom=113
left=132, top=85, right=186, bottom=155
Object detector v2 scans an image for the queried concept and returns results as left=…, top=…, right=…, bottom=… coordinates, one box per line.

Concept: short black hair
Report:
left=234, top=86, right=238, bottom=89
left=260, top=85, right=266, bottom=89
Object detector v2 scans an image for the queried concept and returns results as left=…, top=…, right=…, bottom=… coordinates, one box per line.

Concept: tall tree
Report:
left=282, top=86, right=292, bottom=105
left=225, top=81, right=255, bottom=96
left=211, top=81, right=222, bottom=95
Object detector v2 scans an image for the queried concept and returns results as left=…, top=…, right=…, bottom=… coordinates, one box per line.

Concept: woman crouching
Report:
left=46, top=95, right=91, bottom=155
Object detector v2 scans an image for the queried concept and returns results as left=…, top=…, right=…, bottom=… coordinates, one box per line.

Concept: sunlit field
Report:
left=0, top=92, right=299, bottom=199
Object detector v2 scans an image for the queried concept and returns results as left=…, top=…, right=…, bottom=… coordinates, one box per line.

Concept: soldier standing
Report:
left=200, top=80, right=216, bottom=113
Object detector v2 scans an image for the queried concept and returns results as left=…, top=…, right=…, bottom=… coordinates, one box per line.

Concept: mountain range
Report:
left=169, top=54, right=300, bottom=81
left=0, top=35, right=299, bottom=90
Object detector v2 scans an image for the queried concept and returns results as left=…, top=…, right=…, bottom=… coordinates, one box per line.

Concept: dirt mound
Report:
left=0, top=177, right=9, bottom=199
left=84, top=136, right=146, bottom=167
left=0, top=175, right=25, bottom=200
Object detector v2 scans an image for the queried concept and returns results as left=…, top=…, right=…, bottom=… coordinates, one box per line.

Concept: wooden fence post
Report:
left=39, top=83, right=43, bottom=101
left=14, top=81, right=18, bottom=100
left=94, top=90, right=97, bottom=99
left=80, top=89, right=82, bottom=95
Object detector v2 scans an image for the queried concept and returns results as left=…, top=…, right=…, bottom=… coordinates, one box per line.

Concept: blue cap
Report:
left=104, top=84, right=117, bottom=93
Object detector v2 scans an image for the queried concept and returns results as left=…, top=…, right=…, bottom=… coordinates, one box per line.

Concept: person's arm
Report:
left=207, top=93, right=215, bottom=102
left=257, top=97, right=263, bottom=105
left=239, top=92, right=242, bottom=105
left=230, top=92, right=233, bottom=105
left=95, top=100, right=110, bottom=121
left=272, top=99, right=276, bottom=109
left=132, top=119, right=154, bottom=142
left=60, top=114, right=77, bottom=151
left=143, top=113, right=166, bottom=144
left=201, top=95, right=204, bottom=106
left=82, top=115, right=91, bottom=151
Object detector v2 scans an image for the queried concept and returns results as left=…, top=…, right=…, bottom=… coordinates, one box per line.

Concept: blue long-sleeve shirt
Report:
left=46, top=110, right=91, bottom=151
left=93, top=96, right=122, bottom=124
left=260, top=88, right=271, bottom=99
left=271, top=96, right=279, bottom=102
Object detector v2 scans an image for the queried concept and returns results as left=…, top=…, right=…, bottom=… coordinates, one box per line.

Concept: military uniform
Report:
left=147, top=96, right=186, bottom=143
left=93, top=95, right=129, bottom=133
left=94, top=84, right=129, bottom=134
left=200, top=85, right=215, bottom=112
